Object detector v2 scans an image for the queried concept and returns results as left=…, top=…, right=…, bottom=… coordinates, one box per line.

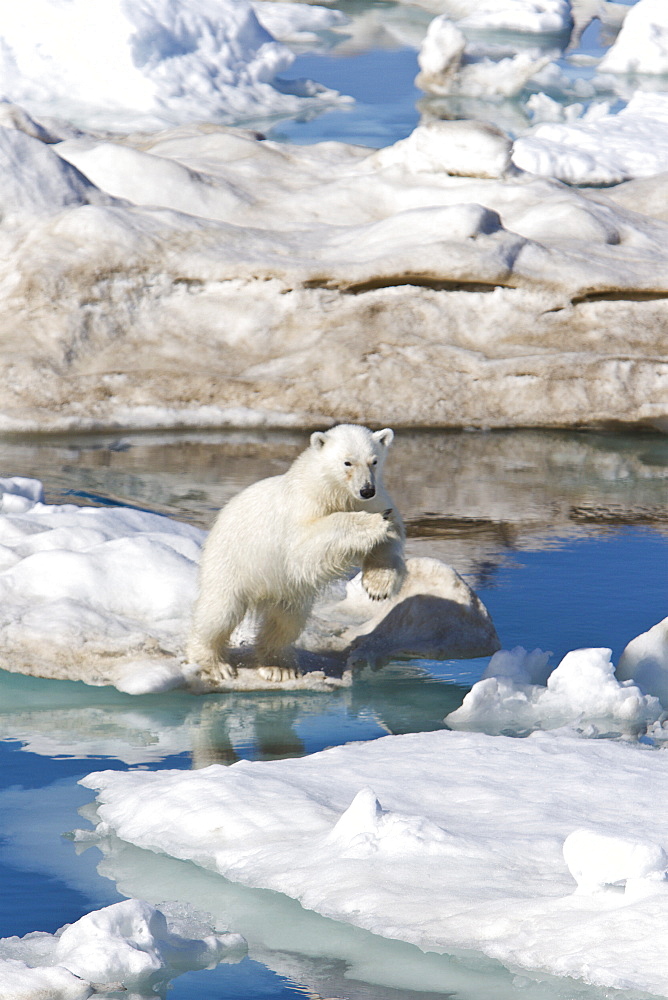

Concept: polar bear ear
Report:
left=310, top=431, right=329, bottom=449
left=372, top=428, right=394, bottom=448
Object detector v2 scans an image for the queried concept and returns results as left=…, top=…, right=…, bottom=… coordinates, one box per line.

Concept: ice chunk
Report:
left=513, top=92, right=668, bottom=183
left=373, top=119, right=513, bottom=178
left=0, top=899, right=245, bottom=996
left=599, top=0, right=668, bottom=75
left=445, top=644, right=662, bottom=735
left=617, top=617, right=668, bottom=705
left=563, top=828, right=668, bottom=895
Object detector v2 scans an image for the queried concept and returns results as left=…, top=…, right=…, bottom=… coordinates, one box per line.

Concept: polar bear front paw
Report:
left=199, top=660, right=238, bottom=683
left=258, top=665, right=303, bottom=683
left=362, top=565, right=401, bottom=602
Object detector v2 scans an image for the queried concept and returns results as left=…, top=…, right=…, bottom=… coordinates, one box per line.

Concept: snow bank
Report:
left=0, top=0, right=349, bottom=132
left=513, top=92, right=668, bottom=184
left=445, top=643, right=664, bottom=736
left=599, top=0, right=668, bottom=75
left=79, top=727, right=668, bottom=995
left=0, top=477, right=498, bottom=692
left=0, top=898, right=245, bottom=998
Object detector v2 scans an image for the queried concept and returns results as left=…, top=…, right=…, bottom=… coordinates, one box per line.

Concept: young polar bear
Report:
left=187, top=424, right=405, bottom=684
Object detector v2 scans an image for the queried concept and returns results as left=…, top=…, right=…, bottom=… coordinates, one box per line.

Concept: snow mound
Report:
left=445, top=644, right=663, bottom=736
left=79, top=727, right=668, bottom=995
left=0, top=898, right=245, bottom=998
left=0, top=0, right=350, bottom=132
left=563, top=829, right=668, bottom=896
left=0, top=126, right=111, bottom=220
left=0, top=478, right=498, bottom=692
left=599, top=0, right=668, bottom=76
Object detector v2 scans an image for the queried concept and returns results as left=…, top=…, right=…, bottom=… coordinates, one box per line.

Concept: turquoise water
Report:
left=0, top=429, right=666, bottom=997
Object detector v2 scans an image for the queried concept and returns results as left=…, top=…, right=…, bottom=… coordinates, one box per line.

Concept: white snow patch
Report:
left=79, top=727, right=668, bottom=995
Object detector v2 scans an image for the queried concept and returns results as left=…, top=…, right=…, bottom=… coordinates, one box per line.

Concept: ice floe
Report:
left=445, top=642, right=665, bottom=736
left=1, top=107, right=667, bottom=432
left=79, top=725, right=668, bottom=995
left=0, top=0, right=349, bottom=133
left=0, top=477, right=498, bottom=692
left=513, top=91, right=668, bottom=183
left=0, top=898, right=245, bottom=999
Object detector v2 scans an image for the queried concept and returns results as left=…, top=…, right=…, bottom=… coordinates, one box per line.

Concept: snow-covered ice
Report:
left=0, top=0, right=350, bottom=132
left=0, top=109, right=667, bottom=431
left=445, top=642, right=665, bottom=736
left=513, top=92, right=668, bottom=183
left=0, top=898, right=245, bottom=999
left=0, top=477, right=498, bottom=692
left=599, top=0, right=668, bottom=75
left=79, top=725, right=668, bottom=996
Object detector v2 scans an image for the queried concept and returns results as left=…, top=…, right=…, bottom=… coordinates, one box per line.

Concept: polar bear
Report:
left=187, top=424, right=405, bottom=684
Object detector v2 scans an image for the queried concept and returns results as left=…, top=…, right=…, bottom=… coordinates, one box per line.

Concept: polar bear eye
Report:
left=344, top=461, right=352, bottom=467
left=371, top=458, right=377, bottom=465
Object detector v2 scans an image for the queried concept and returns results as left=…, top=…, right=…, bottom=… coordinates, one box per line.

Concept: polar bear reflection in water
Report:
left=187, top=424, right=406, bottom=685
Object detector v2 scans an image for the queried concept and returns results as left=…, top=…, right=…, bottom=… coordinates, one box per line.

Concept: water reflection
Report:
left=2, top=428, right=666, bottom=584
left=0, top=662, right=467, bottom=766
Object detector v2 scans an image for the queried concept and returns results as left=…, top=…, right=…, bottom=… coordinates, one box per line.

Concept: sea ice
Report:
left=0, top=0, right=349, bottom=132
left=1, top=108, right=667, bottom=432
left=424, top=0, right=573, bottom=36
left=599, top=0, right=668, bottom=75
left=513, top=91, right=668, bottom=183
left=0, top=898, right=245, bottom=998
left=79, top=726, right=668, bottom=995
left=444, top=643, right=664, bottom=736
left=0, top=477, right=498, bottom=692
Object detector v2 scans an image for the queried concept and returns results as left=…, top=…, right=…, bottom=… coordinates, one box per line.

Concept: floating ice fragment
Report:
left=0, top=899, right=245, bottom=998
left=430, top=0, right=573, bottom=35
left=446, top=644, right=663, bottom=735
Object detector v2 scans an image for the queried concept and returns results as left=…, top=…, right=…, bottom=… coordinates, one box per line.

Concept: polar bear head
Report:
left=309, top=423, right=394, bottom=502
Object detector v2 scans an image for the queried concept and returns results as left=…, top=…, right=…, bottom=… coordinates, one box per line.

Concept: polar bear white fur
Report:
left=187, top=424, right=405, bottom=684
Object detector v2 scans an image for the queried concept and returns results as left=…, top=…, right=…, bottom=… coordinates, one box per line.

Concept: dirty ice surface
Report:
left=0, top=0, right=667, bottom=432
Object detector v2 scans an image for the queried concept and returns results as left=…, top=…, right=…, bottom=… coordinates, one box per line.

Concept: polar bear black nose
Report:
left=360, top=485, right=375, bottom=499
